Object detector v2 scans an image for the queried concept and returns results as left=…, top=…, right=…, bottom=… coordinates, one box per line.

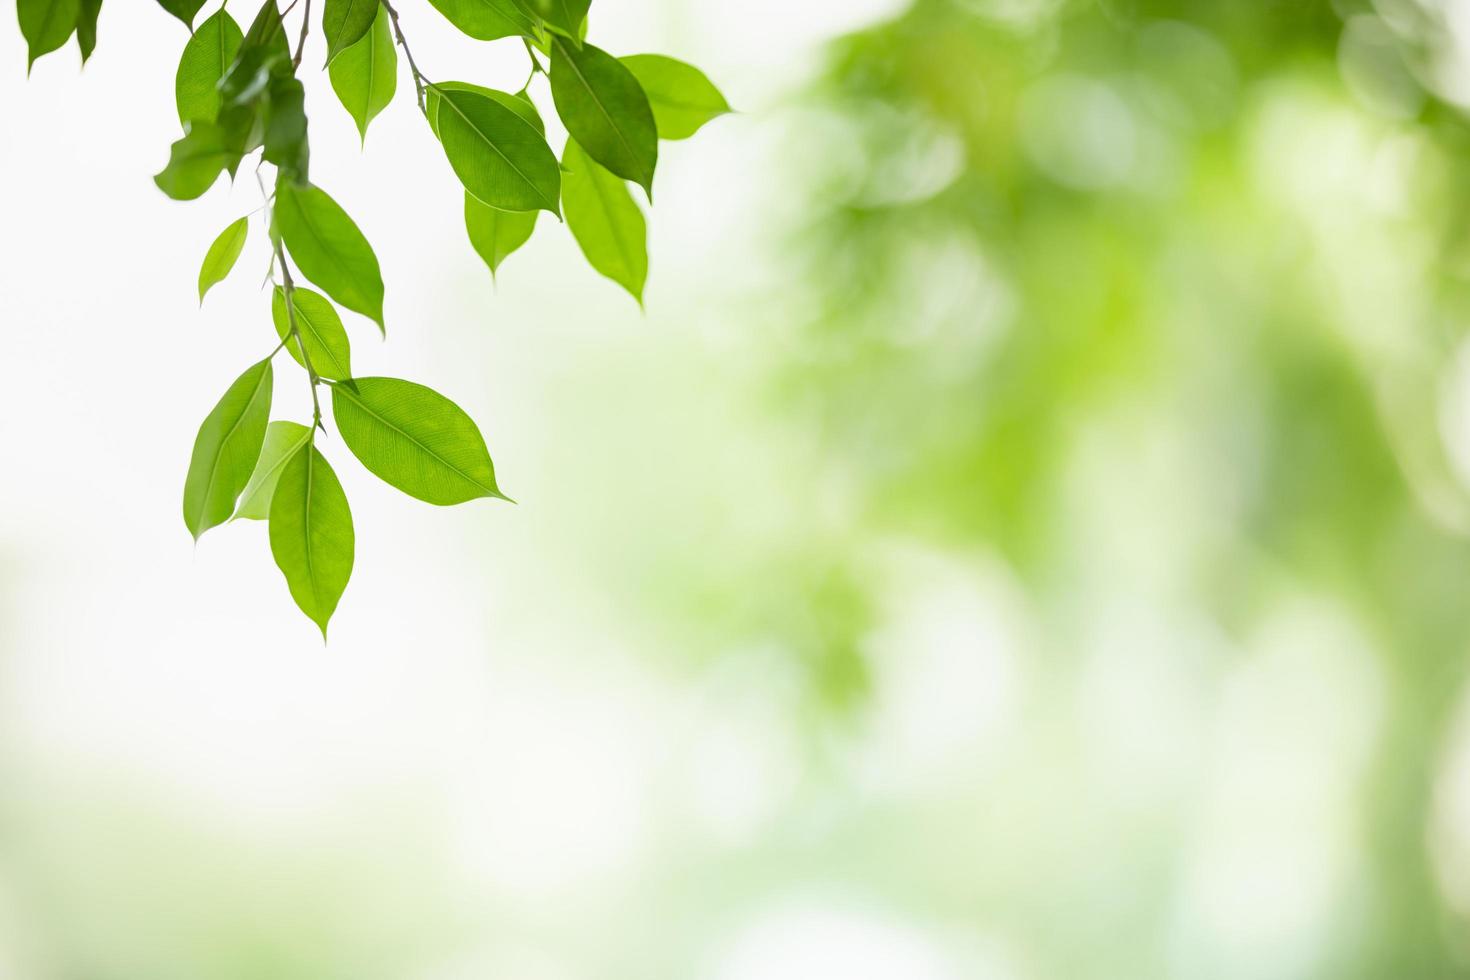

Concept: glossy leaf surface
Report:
left=269, top=442, right=354, bottom=637
left=235, top=420, right=312, bottom=520
left=328, top=4, right=397, bottom=142
left=272, top=285, right=352, bottom=381
left=435, top=87, right=561, bottom=214
left=549, top=36, right=657, bottom=196
left=274, top=181, right=385, bottom=330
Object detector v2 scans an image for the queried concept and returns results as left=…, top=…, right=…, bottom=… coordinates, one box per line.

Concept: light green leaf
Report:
left=153, top=121, right=239, bottom=200
left=424, top=0, right=534, bottom=41
left=620, top=54, right=729, bottom=140
left=274, top=181, right=385, bottom=331
left=562, top=139, right=645, bottom=302
left=176, top=9, right=244, bottom=125
left=321, top=0, right=375, bottom=64
left=549, top=37, right=657, bottom=197
left=269, top=442, right=354, bottom=638
left=235, top=420, right=312, bottom=520
left=435, top=87, right=561, bottom=215
left=155, top=0, right=205, bottom=28
left=198, top=216, right=250, bottom=303
left=272, top=285, right=352, bottom=381
left=18, top=0, right=80, bottom=70
left=182, top=358, right=274, bottom=539
left=332, top=376, right=507, bottom=505
left=465, top=192, right=537, bottom=278
left=427, top=81, right=543, bottom=139
left=329, top=4, right=396, bottom=142
left=75, top=0, right=101, bottom=61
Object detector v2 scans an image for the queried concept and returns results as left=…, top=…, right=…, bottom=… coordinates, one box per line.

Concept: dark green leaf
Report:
left=329, top=3, right=396, bottom=142
left=424, top=0, right=535, bottom=41
left=512, top=0, right=587, bottom=41
left=465, top=193, right=537, bottom=278
left=620, top=54, right=730, bottom=140
left=75, top=0, right=101, bottom=61
left=332, top=377, right=507, bottom=505
left=198, top=216, right=250, bottom=303
left=218, top=0, right=290, bottom=107
left=427, top=82, right=542, bottom=139
left=235, top=420, right=312, bottom=520
left=263, top=71, right=310, bottom=183
left=272, top=285, right=352, bottom=381
left=549, top=37, right=657, bottom=197
left=176, top=10, right=244, bottom=126
left=182, top=358, right=274, bottom=539
left=562, top=139, right=645, bottom=302
left=435, top=87, right=561, bottom=215
left=321, top=0, right=375, bottom=64
left=153, top=121, right=240, bottom=200
left=274, top=181, right=385, bottom=331
left=18, top=0, right=80, bottom=70
left=154, top=0, right=204, bottom=29
left=269, top=442, right=354, bottom=637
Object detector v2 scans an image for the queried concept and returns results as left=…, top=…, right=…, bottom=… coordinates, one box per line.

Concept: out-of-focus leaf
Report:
left=465, top=192, right=537, bottom=278
left=272, top=285, right=352, bottom=380
left=154, top=0, right=204, bottom=29
left=153, top=121, right=240, bottom=200
left=435, top=87, right=561, bottom=214
left=274, top=180, right=385, bottom=331
left=198, top=215, right=250, bottom=303
left=561, top=138, right=645, bottom=302
left=75, top=0, right=101, bottom=61
left=269, top=442, right=354, bottom=637
left=175, top=9, right=244, bottom=125
left=263, top=71, right=310, bottom=183
left=329, top=4, right=396, bottom=142
left=620, top=54, right=730, bottom=140
left=512, top=0, right=587, bottom=42
left=332, top=376, right=507, bottom=505
left=18, top=0, right=80, bottom=70
left=549, top=36, right=657, bottom=196
left=182, top=358, right=274, bottom=539
left=235, top=420, right=311, bottom=520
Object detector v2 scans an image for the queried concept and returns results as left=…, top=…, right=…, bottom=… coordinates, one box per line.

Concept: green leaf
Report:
left=332, top=377, right=507, bottom=505
left=274, top=181, right=385, bottom=331
left=155, top=0, right=205, bottom=28
left=321, top=0, right=375, bottom=64
left=465, top=192, right=537, bottom=278
left=549, top=37, right=657, bottom=197
left=153, top=121, right=240, bottom=200
left=218, top=0, right=290, bottom=107
left=512, top=0, right=587, bottom=41
left=427, top=82, right=543, bottom=139
left=198, top=216, right=250, bottom=303
left=272, top=286, right=352, bottom=380
left=424, top=0, right=534, bottom=41
left=75, top=0, right=101, bottom=62
left=329, top=4, right=396, bottom=142
left=434, top=87, right=561, bottom=215
left=175, top=9, right=244, bottom=125
left=620, top=54, right=730, bottom=140
left=18, top=0, right=80, bottom=70
left=269, top=441, right=354, bottom=638
left=182, top=358, right=274, bottom=539
left=235, top=420, right=312, bottom=520
left=263, top=71, right=310, bottom=183
left=561, top=139, right=645, bottom=302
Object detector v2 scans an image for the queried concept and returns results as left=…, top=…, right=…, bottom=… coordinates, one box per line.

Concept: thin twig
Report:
left=292, top=0, right=312, bottom=67
left=378, top=0, right=429, bottom=114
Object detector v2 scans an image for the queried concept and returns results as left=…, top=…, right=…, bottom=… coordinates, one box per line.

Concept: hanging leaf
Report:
left=272, top=286, right=353, bottom=381
left=182, top=358, right=274, bottom=539
left=263, top=71, right=310, bottom=183
left=620, top=54, right=730, bottom=141
left=198, top=216, right=250, bottom=303
left=434, top=87, right=561, bottom=215
left=512, top=0, right=588, bottom=42
left=154, top=121, right=240, bottom=200
left=549, top=36, right=657, bottom=197
left=332, top=376, right=507, bottom=505
left=218, top=0, right=291, bottom=107
left=154, top=0, right=205, bottom=29
left=465, top=193, right=537, bottom=278
left=175, top=9, right=244, bottom=125
left=427, top=82, right=543, bottom=139
left=18, top=0, right=81, bottom=70
left=269, top=442, right=354, bottom=637
left=561, top=139, right=646, bottom=302
left=235, top=420, right=312, bottom=520
left=75, top=0, right=102, bottom=61
left=321, top=0, right=376, bottom=65
left=329, top=4, right=397, bottom=142
left=274, top=180, right=386, bottom=331
left=424, top=0, right=535, bottom=42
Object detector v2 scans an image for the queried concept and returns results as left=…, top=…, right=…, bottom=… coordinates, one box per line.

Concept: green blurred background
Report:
left=7, top=0, right=1470, bottom=976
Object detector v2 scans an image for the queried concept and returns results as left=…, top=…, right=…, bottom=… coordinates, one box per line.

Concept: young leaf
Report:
left=182, top=358, right=274, bottom=539
left=512, top=0, right=588, bottom=41
left=424, top=0, right=535, bottom=42
left=263, top=71, right=310, bottom=183
left=75, top=0, right=101, bottom=62
left=331, top=377, right=507, bottom=505
left=155, top=0, right=206, bottom=29
left=465, top=193, right=537, bottom=278
left=549, top=37, right=657, bottom=197
left=620, top=54, right=730, bottom=140
left=329, top=4, right=397, bottom=142
left=274, top=181, right=386, bottom=331
left=198, top=216, right=250, bottom=303
left=561, top=139, right=645, bottom=302
left=235, top=420, right=312, bottom=520
left=153, top=121, right=240, bottom=200
left=321, top=0, right=376, bottom=65
left=272, top=286, right=353, bottom=380
left=269, top=442, right=354, bottom=637
left=176, top=9, right=244, bottom=125
left=427, top=82, right=543, bottom=139
left=18, top=0, right=80, bottom=70
left=435, top=87, right=561, bottom=215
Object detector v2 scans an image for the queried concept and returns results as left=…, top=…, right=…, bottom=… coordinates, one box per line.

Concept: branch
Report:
left=379, top=0, right=430, bottom=115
